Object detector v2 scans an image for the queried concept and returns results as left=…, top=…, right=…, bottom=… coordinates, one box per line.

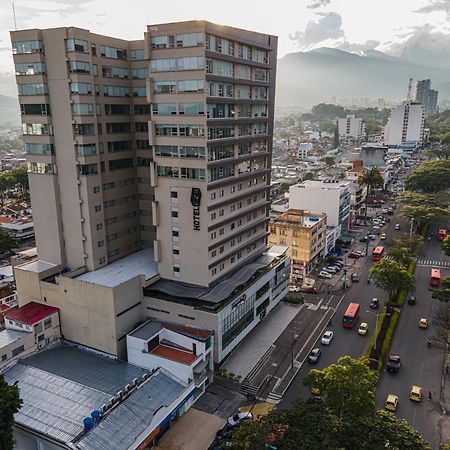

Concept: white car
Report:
left=289, top=286, right=301, bottom=293
left=395, top=224, right=400, bottom=230
left=321, top=330, right=334, bottom=345
left=227, top=411, right=253, bottom=427
left=319, top=270, right=332, bottom=279
left=380, top=233, right=386, bottom=240
left=325, top=266, right=337, bottom=273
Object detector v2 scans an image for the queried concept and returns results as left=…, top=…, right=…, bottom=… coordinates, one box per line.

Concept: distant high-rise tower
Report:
left=409, top=79, right=438, bottom=116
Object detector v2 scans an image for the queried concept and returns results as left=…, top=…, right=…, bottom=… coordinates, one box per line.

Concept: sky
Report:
left=0, top=0, right=450, bottom=75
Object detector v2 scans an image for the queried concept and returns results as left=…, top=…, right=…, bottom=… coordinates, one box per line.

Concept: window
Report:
left=68, top=60, right=90, bottom=73
left=23, top=123, right=53, bottom=136
left=108, top=249, right=120, bottom=257
left=132, top=86, right=146, bottom=97
left=180, top=167, right=205, bottom=179
left=179, top=146, right=205, bottom=158
left=99, top=257, right=106, bottom=264
left=209, top=82, right=233, bottom=97
left=70, top=82, right=92, bottom=95
left=102, top=66, right=128, bottom=78
left=131, top=49, right=145, bottom=60
left=179, top=124, right=205, bottom=137
left=237, top=85, right=251, bottom=99
left=137, top=157, right=151, bottom=166
left=153, top=80, right=176, bottom=93
left=179, top=103, right=204, bottom=115
left=254, top=48, right=269, bottom=64
left=106, top=122, right=131, bottom=133
left=109, top=158, right=134, bottom=171
left=78, top=163, right=98, bottom=175
left=25, top=143, right=54, bottom=155
left=177, top=56, right=204, bottom=71
left=212, top=268, right=217, bottom=275
left=15, top=62, right=46, bottom=75
left=72, top=103, right=94, bottom=115
left=155, top=124, right=177, bottom=136
left=255, top=68, right=268, bottom=82
left=150, top=58, right=177, bottom=72
left=206, top=59, right=233, bottom=77
left=66, top=38, right=89, bottom=53
left=152, top=103, right=177, bottom=116
left=208, top=126, right=235, bottom=140
left=95, top=205, right=102, bottom=212
left=255, top=87, right=267, bottom=100
left=44, top=318, right=52, bottom=329
left=157, top=166, right=179, bottom=177
left=178, top=79, right=204, bottom=93
left=103, top=85, right=130, bottom=96
left=151, top=35, right=173, bottom=49
left=18, top=83, right=48, bottom=95
left=105, top=104, right=130, bottom=115
left=208, top=164, right=235, bottom=182
left=100, top=45, right=127, bottom=59
left=206, top=35, right=234, bottom=56
left=135, top=122, right=148, bottom=132
left=26, top=162, right=56, bottom=175
left=235, top=64, right=251, bottom=80
left=134, top=104, right=151, bottom=115
left=208, top=146, right=234, bottom=161
left=12, top=40, right=44, bottom=54
left=75, top=144, right=96, bottom=156
left=176, top=32, right=203, bottom=47
left=12, top=345, right=25, bottom=357
left=254, top=105, right=267, bottom=118
left=131, top=67, right=148, bottom=79
left=21, top=103, right=50, bottom=115
left=208, top=103, right=234, bottom=118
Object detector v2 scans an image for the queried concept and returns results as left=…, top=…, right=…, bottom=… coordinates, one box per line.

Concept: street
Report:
left=279, top=207, right=449, bottom=448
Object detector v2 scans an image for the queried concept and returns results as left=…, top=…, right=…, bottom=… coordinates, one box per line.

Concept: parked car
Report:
left=308, top=348, right=321, bottom=363
left=386, top=354, right=401, bottom=373
left=319, top=271, right=332, bottom=279
left=321, top=330, right=334, bottom=345
left=334, top=261, right=344, bottom=268
left=302, top=286, right=318, bottom=294
left=325, top=266, right=337, bottom=274
left=382, top=208, right=388, bottom=214
left=370, top=298, right=379, bottom=309
left=407, top=295, right=416, bottom=305
left=395, top=224, right=400, bottom=230
left=359, top=236, right=368, bottom=242
left=227, top=412, right=253, bottom=428
left=351, top=273, right=359, bottom=282
left=355, top=250, right=366, bottom=257
left=289, top=286, right=301, bottom=293
left=358, top=322, right=369, bottom=335
left=385, top=394, right=399, bottom=411
left=348, top=252, right=361, bottom=259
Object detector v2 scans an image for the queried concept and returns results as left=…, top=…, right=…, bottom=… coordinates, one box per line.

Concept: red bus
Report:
left=430, top=268, right=441, bottom=287
left=437, top=229, right=447, bottom=241
left=343, top=303, right=360, bottom=328
left=372, top=246, right=385, bottom=261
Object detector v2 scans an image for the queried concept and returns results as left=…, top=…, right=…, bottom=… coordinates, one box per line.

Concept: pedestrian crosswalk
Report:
left=417, top=259, right=450, bottom=268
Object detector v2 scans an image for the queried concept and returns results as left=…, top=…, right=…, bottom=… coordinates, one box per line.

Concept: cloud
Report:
left=289, top=12, right=344, bottom=49
left=307, top=0, right=331, bottom=9
left=385, top=24, right=450, bottom=69
left=336, top=39, right=380, bottom=52
left=415, top=0, right=450, bottom=15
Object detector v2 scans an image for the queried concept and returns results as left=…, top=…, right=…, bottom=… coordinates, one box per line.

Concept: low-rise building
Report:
left=269, top=210, right=326, bottom=284
left=0, top=217, right=34, bottom=240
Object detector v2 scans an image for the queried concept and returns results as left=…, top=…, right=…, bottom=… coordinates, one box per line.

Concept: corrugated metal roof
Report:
left=6, top=301, right=58, bottom=325
left=0, top=329, right=29, bottom=350
left=75, top=371, right=186, bottom=450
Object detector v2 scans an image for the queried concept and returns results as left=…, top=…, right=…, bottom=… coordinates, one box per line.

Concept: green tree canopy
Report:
left=431, top=275, right=450, bottom=303
left=0, top=229, right=17, bottom=255
left=321, top=156, right=335, bottom=166
left=369, top=258, right=415, bottom=301
left=388, top=234, right=424, bottom=267
left=442, top=236, right=450, bottom=257
left=333, top=121, right=340, bottom=148
left=0, top=375, right=22, bottom=450
left=358, top=167, right=384, bottom=218
left=405, top=160, right=450, bottom=193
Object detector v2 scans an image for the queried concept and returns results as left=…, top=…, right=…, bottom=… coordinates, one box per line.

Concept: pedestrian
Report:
left=445, top=364, right=449, bottom=375
left=428, top=391, right=432, bottom=400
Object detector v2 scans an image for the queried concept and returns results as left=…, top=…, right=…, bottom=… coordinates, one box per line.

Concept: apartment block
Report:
left=408, top=78, right=438, bottom=117
left=337, top=115, right=365, bottom=141
left=384, top=101, right=424, bottom=147
left=269, top=210, right=326, bottom=283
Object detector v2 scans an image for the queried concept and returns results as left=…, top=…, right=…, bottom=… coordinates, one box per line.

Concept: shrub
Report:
left=284, top=295, right=304, bottom=305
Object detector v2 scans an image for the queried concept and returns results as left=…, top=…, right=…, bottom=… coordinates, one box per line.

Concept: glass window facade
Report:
left=72, top=103, right=95, bottom=115
left=176, top=33, right=203, bottom=47
left=15, top=62, right=46, bottom=76
left=152, top=103, right=177, bottom=115
left=131, top=49, right=145, bottom=60
left=102, top=66, right=128, bottom=78
left=100, top=45, right=127, bottom=60
left=179, top=103, right=205, bottom=115
left=178, top=79, right=204, bottom=93
left=12, top=40, right=44, bottom=54
left=68, top=60, right=90, bottom=74
left=70, top=82, right=92, bottom=95
left=18, top=84, right=48, bottom=96
left=153, top=80, right=177, bottom=93
left=66, top=39, right=89, bottom=53
left=75, top=144, right=97, bottom=156
left=27, top=162, right=57, bottom=174
left=25, top=143, right=54, bottom=155
left=103, top=85, right=130, bottom=96
left=131, top=67, right=148, bottom=79
left=206, top=59, right=233, bottom=77
left=22, top=123, right=54, bottom=135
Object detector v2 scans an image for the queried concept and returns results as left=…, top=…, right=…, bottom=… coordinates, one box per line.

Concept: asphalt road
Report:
left=375, top=225, right=449, bottom=449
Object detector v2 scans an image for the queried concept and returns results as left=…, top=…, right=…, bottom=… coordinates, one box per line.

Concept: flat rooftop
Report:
left=75, top=248, right=158, bottom=287
left=0, top=329, right=29, bottom=350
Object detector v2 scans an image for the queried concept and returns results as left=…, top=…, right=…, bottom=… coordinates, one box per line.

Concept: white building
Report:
left=408, top=79, right=438, bottom=117
left=289, top=180, right=351, bottom=235
left=338, top=115, right=365, bottom=141
left=384, top=101, right=424, bottom=147
left=297, top=143, right=313, bottom=159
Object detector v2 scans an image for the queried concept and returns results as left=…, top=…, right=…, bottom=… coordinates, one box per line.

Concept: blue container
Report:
left=83, top=417, right=94, bottom=431
left=91, top=410, right=101, bottom=423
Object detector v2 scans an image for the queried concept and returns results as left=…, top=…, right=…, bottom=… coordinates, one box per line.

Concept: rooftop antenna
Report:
left=12, top=2, right=17, bottom=30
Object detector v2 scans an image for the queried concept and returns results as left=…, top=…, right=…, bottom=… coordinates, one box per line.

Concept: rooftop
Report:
left=2, top=343, right=186, bottom=449
left=0, top=329, right=29, bottom=350
left=6, top=301, right=58, bottom=325
left=75, top=248, right=158, bottom=288
left=273, top=209, right=326, bottom=227
left=17, top=259, right=58, bottom=273
left=150, top=343, right=199, bottom=365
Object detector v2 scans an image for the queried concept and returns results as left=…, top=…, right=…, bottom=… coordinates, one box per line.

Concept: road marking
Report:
left=325, top=295, right=335, bottom=307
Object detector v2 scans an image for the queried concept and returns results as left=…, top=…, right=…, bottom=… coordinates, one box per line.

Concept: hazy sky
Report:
left=0, top=0, right=450, bottom=74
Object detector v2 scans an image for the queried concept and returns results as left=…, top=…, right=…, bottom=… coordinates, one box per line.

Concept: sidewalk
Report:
left=440, top=351, right=450, bottom=444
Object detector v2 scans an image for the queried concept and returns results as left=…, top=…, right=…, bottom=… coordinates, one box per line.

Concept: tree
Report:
left=358, top=167, right=384, bottom=219
left=303, top=356, right=378, bottom=420
left=0, top=173, right=14, bottom=207
left=430, top=304, right=450, bottom=349
left=333, top=120, right=339, bottom=148
left=400, top=204, right=448, bottom=233
left=322, top=156, right=335, bottom=166
left=426, top=146, right=450, bottom=160
left=369, top=259, right=415, bottom=302
left=442, top=236, right=450, bottom=257
left=0, top=229, right=17, bottom=255
left=0, top=375, right=22, bottom=450
left=302, top=172, right=315, bottom=182
left=10, top=166, right=29, bottom=201
left=388, top=234, right=424, bottom=267
left=405, top=160, right=450, bottom=193
left=431, top=276, right=450, bottom=303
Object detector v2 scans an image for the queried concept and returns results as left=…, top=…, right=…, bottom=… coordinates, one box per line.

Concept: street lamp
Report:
left=366, top=310, right=390, bottom=351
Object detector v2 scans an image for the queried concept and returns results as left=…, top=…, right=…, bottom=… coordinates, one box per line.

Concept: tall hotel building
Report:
left=11, top=22, right=289, bottom=362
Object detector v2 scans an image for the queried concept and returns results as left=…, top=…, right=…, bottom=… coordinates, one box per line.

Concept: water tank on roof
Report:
left=83, top=417, right=94, bottom=431
left=91, top=410, right=101, bottom=423
left=309, top=216, right=320, bottom=222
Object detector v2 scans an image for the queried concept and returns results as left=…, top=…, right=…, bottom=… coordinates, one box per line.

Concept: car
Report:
left=348, top=252, right=361, bottom=259
left=359, top=236, right=368, bottom=242
left=358, top=322, right=369, bottom=335
left=368, top=234, right=377, bottom=240
left=386, top=354, right=401, bottom=373
left=387, top=209, right=394, bottom=215
left=385, top=394, right=399, bottom=411
left=382, top=208, right=388, bottom=214
left=407, top=295, right=416, bottom=305
left=334, top=261, right=344, bottom=269
left=325, top=266, right=337, bottom=274
left=373, top=225, right=381, bottom=230
left=319, top=270, right=332, bottom=279
left=380, top=233, right=386, bottom=240
left=321, top=330, right=334, bottom=345
left=355, top=250, right=366, bottom=257
left=370, top=298, right=379, bottom=309
left=227, top=412, right=253, bottom=427
left=395, top=224, right=400, bottom=230
left=418, top=318, right=428, bottom=329
left=302, top=286, right=318, bottom=294
left=351, top=273, right=359, bottom=282
left=308, top=348, right=321, bottom=363
left=289, top=286, right=301, bottom=293
left=410, top=386, right=422, bottom=402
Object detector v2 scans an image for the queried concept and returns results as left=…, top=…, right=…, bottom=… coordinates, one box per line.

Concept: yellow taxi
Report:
left=418, top=318, right=428, bottom=329
left=358, top=322, right=369, bottom=336
left=385, top=394, right=399, bottom=412
left=409, top=386, right=422, bottom=402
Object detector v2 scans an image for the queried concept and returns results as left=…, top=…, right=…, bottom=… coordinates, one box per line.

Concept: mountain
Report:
left=276, top=47, right=450, bottom=108
left=0, top=94, right=20, bottom=128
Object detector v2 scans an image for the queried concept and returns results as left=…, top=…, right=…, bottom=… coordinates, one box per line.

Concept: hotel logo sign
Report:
left=190, top=188, right=201, bottom=231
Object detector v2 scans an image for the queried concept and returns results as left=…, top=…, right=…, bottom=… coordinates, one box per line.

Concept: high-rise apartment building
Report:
left=407, top=79, right=438, bottom=117
left=384, top=101, right=424, bottom=147
left=11, top=22, right=289, bottom=362
left=337, top=115, right=365, bottom=141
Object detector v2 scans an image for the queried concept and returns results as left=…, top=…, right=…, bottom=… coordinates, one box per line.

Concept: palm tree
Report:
left=358, top=167, right=384, bottom=219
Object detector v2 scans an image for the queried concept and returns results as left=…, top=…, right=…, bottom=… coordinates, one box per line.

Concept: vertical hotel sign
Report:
left=191, top=188, right=201, bottom=231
